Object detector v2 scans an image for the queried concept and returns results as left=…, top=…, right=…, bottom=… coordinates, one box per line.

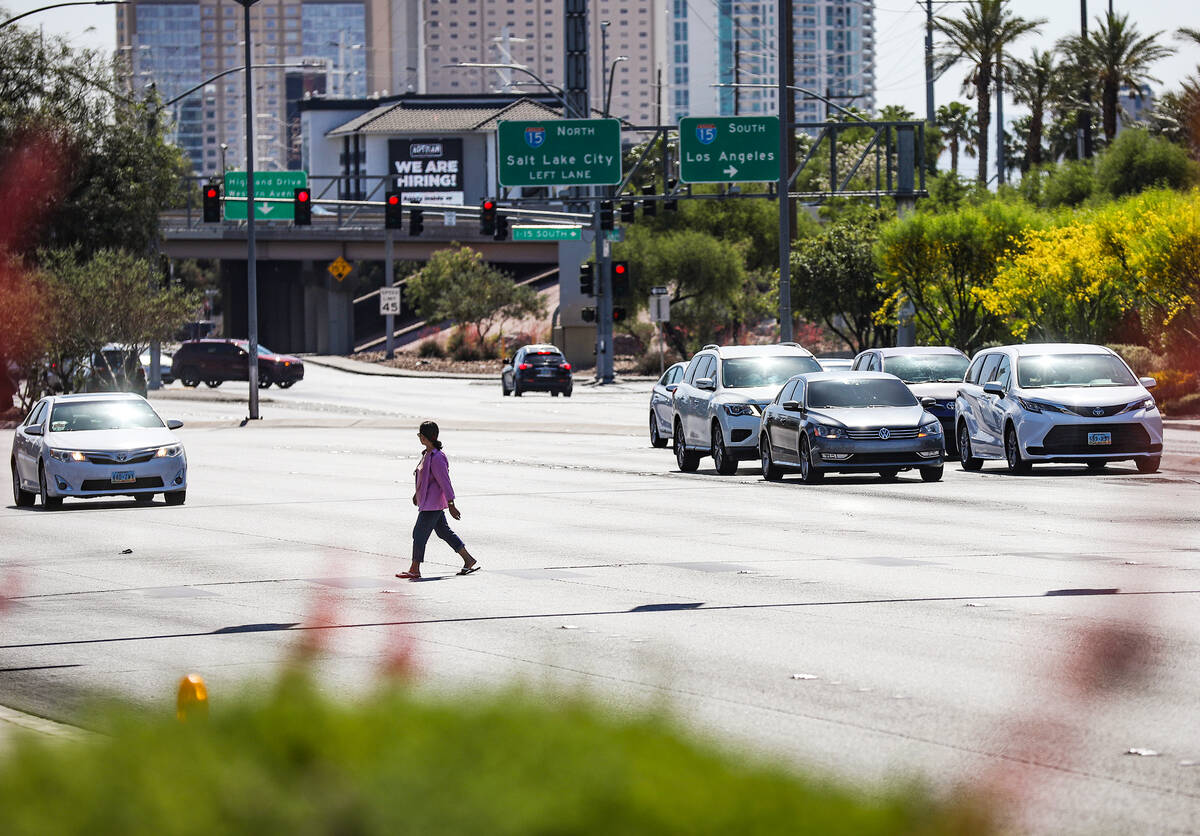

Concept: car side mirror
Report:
left=503, top=357, right=512, bottom=366
left=24, top=424, right=43, bottom=436
left=665, top=383, right=678, bottom=393
left=782, top=400, right=802, bottom=412
left=1139, top=376, right=1157, bottom=390
left=983, top=382, right=1005, bottom=397
left=696, top=377, right=716, bottom=391
left=166, top=419, right=184, bottom=430
left=920, top=396, right=936, bottom=408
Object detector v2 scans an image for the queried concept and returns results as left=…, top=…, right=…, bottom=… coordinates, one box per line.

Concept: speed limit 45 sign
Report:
left=379, top=287, right=401, bottom=316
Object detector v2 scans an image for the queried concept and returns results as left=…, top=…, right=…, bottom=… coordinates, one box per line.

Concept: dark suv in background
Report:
left=501, top=344, right=573, bottom=397
left=172, top=340, right=304, bottom=389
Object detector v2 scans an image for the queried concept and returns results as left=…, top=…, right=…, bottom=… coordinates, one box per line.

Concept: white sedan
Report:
left=11, top=393, right=187, bottom=509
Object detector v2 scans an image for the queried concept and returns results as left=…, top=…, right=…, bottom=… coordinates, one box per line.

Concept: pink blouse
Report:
left=414, top=448, right=455, bottom=511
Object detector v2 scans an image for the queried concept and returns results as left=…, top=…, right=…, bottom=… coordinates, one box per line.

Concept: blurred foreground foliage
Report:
left=0, top=673, right=990, bottom=836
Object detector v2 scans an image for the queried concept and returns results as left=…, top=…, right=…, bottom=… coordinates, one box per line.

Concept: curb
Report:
left=0, top=704, right=92, bottom=748
left=302, top=355, right=657, bottom=385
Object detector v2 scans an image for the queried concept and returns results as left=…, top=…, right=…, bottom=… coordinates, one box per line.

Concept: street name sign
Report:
left=512, top=225, right=583, bottom=241
left=678, top=117, right=779, bottom=184
left=498, top=119, right=622, bottom=187
left=379, top=287, right=401, bottom=315
left=223, top=171, right=308, bottom=221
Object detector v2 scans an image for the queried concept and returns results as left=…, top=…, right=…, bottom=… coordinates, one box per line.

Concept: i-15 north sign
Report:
left=498, top=119, right=622, bottom=187
left=223, top=171, right=308, bottom=221
left=679, top=116, right=780, bottom=184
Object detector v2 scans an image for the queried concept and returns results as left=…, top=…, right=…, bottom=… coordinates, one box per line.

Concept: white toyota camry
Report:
left=11, top=393, right=187, bottom=509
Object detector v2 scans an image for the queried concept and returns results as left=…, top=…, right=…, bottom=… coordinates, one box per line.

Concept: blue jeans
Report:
left=412, top=510, right=464, bottom=563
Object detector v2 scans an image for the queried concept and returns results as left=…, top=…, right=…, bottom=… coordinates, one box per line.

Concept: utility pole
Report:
left=924, top=0, right=935, bottom=125
left=996, top=60, right=1005, bottom=185
left=237, top=0, right=261, bottom=419
left=777, top=0, right=796, bottom=342
left=1078, top=0, right=1093, bottom=158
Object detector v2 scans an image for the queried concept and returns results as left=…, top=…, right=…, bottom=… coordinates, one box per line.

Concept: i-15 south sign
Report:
left=498, top=119, right=622, bottom=187
left=678, top=116, right=780, bottom=184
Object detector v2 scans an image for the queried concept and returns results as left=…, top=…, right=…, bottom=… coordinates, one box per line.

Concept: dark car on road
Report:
left=501, top=344, right=573, bottom=397
left=171, top=339, right=304, bottom=389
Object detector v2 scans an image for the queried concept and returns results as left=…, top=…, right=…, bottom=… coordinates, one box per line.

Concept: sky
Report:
left=3, top=0, right=1197, bottom=174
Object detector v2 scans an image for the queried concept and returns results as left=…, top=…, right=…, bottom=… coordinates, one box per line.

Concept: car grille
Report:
left=1037, top=423, right=1154, bottom=455
left=1063, top=404, right=1128, bottom=418
left=81, top=477, right=164, bottom=491
left=845, top=427, right=920, bottom=440
left=85, top=451, right=156, bottom=465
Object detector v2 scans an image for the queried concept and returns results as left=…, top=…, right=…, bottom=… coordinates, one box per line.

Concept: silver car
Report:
left=11, top=393, right=187, bottom=509
left=648, top=361, right=686, bottom=448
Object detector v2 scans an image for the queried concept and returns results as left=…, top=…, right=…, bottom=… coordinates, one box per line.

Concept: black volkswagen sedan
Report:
left=758, top=371, right=945, bottom=483
left=501, top=344, right=573, bottom=397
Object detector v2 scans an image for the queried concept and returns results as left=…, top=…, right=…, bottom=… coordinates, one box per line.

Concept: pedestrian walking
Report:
left=398, top=421, right=480, bottom=579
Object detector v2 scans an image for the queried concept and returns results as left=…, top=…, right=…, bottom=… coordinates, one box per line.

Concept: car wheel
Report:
left=878, top=468, right=901, bottom=481
left=551, top=390, right=559, bottom=397
left=958, top=422, right=982, bottom=471
left=711, top=424, right=739, bottom=475
left=799, top=437, right=823, bottom=484
left=1136, top=456, right=1160, bottom=474
left=38, top=464, right=62, bottom=510
left=502, top=379, right=511, bottom=396
left=674, top=420, right=699, bottom=472
left=258, top=371, right=273, bottom=389
left=165, top=490, right=186, bottom=506
left=12, top=463, right=35, bottom=508
left=277, top=380, right=296, bottom=389
left=1086, top=460, right=1107, bottom=472
left=513, top=382, right=523, bottom=397
left=562, top=387, right=572, bottom=398
left=135, top=494, right=154, bottom=504
left=761, top=437, right=782, bottom=481
left=650, top=413, right=668, bottom=448
left=179, top=367, right=201, bottom=388
left=204, top=379, right=222, bottom=389
left=1004, top=425, right=1032, bottom=474
left=920, top=464, right=944, bottom=482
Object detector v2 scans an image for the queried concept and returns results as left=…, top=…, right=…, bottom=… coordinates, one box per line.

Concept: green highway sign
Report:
left=223, top=170, right=308, bottom=221
left=511, top=225, right=583, bottom=241
left=498, top=119, right=622, bottom=187
left=678, top=116, right=780, bottom=184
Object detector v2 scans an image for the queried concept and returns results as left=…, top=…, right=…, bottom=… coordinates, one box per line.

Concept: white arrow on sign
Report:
left=723, top=165, right=738, bottom=178
left=258, top=203, right=273, bottom=214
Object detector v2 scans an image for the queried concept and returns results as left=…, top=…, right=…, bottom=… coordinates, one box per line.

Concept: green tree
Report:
left=935, top=101, right=977, bottom=176
left=406, top=245, right=545, bottom=343
left=790, top=211, right=894, bottom=352
left=1010, top=49, right=1057, bottom=169
left=935, top=0, right=1044, bottom=185
left=1058, top=12, right=1175, bottom=143
left=875, top=200, right=1041, bottom=351
left=1095, top=128, right=1198, bottom=197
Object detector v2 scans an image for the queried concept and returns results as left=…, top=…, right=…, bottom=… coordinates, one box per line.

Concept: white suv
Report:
left=672, top=343, right=821, bottom=474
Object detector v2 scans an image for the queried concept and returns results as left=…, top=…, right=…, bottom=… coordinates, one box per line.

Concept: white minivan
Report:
left=955, top=344, right=1163, bottom=473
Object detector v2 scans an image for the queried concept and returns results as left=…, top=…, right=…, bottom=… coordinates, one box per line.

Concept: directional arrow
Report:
left=723, top=165, right=738, bottom=178
left=258, top=203, right=274, bottom=214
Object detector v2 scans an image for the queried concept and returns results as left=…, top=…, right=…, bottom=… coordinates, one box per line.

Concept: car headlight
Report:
left=1016, top=397, right=1067, bottom=414
left=812, top=424, right=846, bottom=438
left=918, top=421, right=942, bottom=437
left=722, top=403, right=757, bottom=417
left=155, top=445, right=183, bottom=458
left=47, top=449, right=87, bottom=463
left=1121, top=397, right=1156, bottom=413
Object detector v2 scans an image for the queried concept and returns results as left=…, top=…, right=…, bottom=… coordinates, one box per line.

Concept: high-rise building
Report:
left=418, top=0, right=668, bottom=125
left=668, top=0, right=874, bottom=123
left=117, top=0, right=396, bottom=175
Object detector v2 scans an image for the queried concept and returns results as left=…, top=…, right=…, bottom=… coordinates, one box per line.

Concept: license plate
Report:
left=538, top=369, right=554, bottom=376
left=111, top=470, right=135, bottom=484
left=1087, top=432, right=1112, bottom=446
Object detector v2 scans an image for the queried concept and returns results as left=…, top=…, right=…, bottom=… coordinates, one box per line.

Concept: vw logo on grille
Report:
left=878, top=428, right=891, bottom=439
left=1092, top=407, right=1104, bottom=417
left=115, top=452, right=127, bottom=462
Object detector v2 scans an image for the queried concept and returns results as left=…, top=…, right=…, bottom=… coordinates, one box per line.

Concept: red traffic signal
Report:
left=614, top=263, right=626, bottom=275
left=205, top=187, right=218, bottom=199
left=480, top=199, right=497, bottom=235
left=387, top=194, right=400, bottom=206
left=203, top=181, right=221, bottom=223
left=296, top=190, right=310, bottom=202
left=293, top=187, right=312, bottom=225
left=385, top=191, right=403, bottom=230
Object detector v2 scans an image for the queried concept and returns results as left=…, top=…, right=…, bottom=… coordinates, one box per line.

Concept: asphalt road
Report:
left=3, top=367, right=1199, bottom=834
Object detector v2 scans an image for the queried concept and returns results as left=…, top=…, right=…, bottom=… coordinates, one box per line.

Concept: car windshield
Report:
left=256, top=345, right=276, bottom=357
left=1017, top=354, right=1137, bottom=388
left=883, top=353, right=969, bottom=384
left=525, top=352, right=564, bottom=366
left=807, top=378, right=918, bottom=408
left=48, top=400, right=164, bottom=432
left=722, top=356, right=821, bottom=388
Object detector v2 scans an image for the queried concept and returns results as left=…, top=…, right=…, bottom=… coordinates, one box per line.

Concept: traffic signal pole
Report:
left=594, top=205, right=614, bottom=383
left=238, top=0, right=261, bottom=420
left=384, top=228, right=395, bottom=360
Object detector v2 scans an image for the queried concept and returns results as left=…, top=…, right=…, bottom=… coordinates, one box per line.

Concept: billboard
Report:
left=388, top=138, right=463, bottom=206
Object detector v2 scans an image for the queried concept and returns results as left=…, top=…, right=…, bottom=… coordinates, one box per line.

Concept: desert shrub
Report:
left=1107, top=344, right=1163, bottom=375
left=1148, top=369, right=1198, bottom=404
left=416, top=339, right=444, bottom=358
left=1165, top=392, right=1200, bottom=416
left=1040, top=160, right=1096, bottom=208
left=1096, top=129, right=1198, bottom=199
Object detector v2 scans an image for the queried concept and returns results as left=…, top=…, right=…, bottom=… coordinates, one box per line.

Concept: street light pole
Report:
left=236, top=0, right=261, bottom=419
left=0, top=0, right=126, bottom=30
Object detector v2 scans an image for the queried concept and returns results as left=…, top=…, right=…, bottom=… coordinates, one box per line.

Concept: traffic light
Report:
left=480, top=199, right=496, bottom=235
left=493, top=214, right=509, bottom=241
left=581, top=307, right=597, bottom=323
left=612, top=261, right=630, bottom=297
left=641, top=185, right=657, bottom=218
left=409, top=206, right=424, bottom=236
left=579, top=262, right=594, bottom=296
left=599, top=200, right=614, bottom=231
left=203, top=181, right=220, bottom=223
left=293, top=187, right=311, bottom=226
left=620, top=198, right=635, bottom=223
left=665, top=179, right=679, bottom=212
left=385, top=192, right=403, bottom=230
left=612, top=307, right=627, bottom=322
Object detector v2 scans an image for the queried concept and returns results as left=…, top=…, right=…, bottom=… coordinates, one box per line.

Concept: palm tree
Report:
left=1058, top=12, right=1175, bottom=142
left=935, top=0, right=1045, bottom=185
left=936, top=101, right=977, bottom=174
left=1010, top=49, right=1056, bottom=168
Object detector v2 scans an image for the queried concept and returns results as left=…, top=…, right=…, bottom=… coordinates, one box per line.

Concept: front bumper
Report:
left=810, top=436, right=944, bottom=472
left=1015, top=410, right=1163, bottom=461
left=719, top=413, right=764, bottom=459
left=43, top=453, right=187, bottom=498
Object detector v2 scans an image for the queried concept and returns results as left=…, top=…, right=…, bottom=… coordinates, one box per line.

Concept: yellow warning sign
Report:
left=328, top=256, right=352, bottom=282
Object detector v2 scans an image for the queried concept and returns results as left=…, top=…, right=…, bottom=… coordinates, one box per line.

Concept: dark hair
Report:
left=419, top=420, right=443, bottom=450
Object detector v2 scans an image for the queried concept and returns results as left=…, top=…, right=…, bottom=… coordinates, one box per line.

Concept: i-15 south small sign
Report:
left=678, top=116, right=780, bottom=184
left=498, top=119, right=622, bottom=187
